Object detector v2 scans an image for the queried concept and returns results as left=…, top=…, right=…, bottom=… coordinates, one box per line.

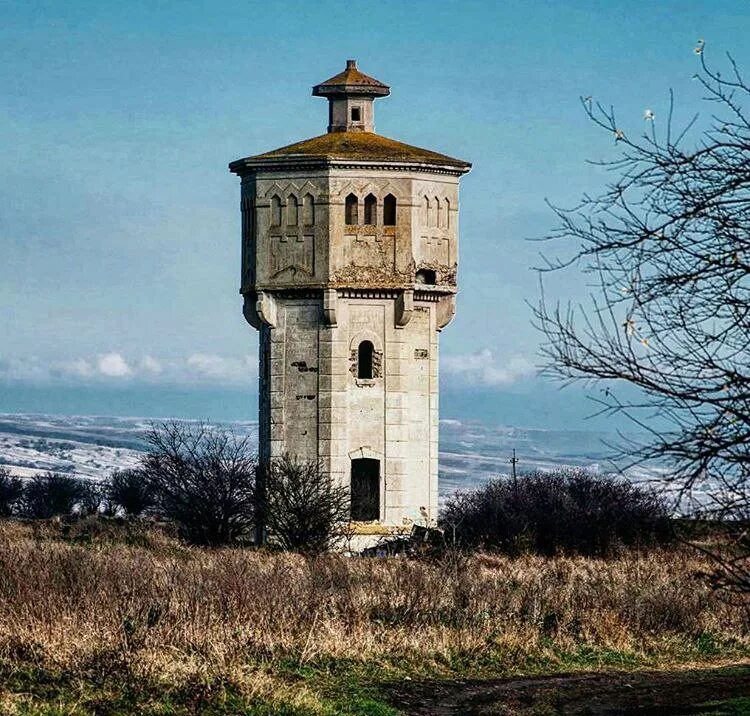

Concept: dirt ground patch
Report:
left=387, top=664, right=750, bottom=715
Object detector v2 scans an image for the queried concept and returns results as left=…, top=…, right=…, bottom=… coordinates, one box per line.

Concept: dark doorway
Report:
left=351, top=458, right=380, bottom=521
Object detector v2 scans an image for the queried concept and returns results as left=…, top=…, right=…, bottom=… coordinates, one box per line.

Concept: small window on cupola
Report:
left=351, top=107, right=361, bottom=122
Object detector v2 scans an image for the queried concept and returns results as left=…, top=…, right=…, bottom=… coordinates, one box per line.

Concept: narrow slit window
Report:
left=364, top=194, right=377, bottom=225
left=383, top=194, right=396, bottom=226
left=351, top=458, right=380, bottom=521
left=303, top=193, right=315, bottom=226
left=345, top=193, right=358, bottom=225
left=357, top=340, right=374, bottom=379
left=271, top=195, right=282, bottom=226
left=287, top=195, right=299, bottom=226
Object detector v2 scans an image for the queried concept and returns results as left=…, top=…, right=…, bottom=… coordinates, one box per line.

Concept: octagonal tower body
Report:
left=230, top=61, right=471, bottom=541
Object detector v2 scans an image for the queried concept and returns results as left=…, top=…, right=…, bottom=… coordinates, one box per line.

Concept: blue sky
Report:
left=1, top=0, right=748, bottom=425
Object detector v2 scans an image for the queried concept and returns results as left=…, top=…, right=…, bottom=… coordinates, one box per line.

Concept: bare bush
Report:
left=105, top=468, right=154, bottom=517
left=0, top=467, right=24, bottom=517
left=141, top=422, right=256, bottom=545
left=20, top=472, right=84, bottom=519
left=441, top=469, right=673, bottom=556
left=77, top=480, right=103, bottom=516
left=257, top=454, right=350, bottom=553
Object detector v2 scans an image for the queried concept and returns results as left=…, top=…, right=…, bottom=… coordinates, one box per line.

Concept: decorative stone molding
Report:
left=348, top=348, right=382, bottom=378
left=395, top=289, right=413, bottom=327
left=436, top=294, right=456, bottom=331
left=323, top=288, right=338, bottom=326
left=243, top=291, right=278, bottom=329
left=348, top=446, right=384, bottom=462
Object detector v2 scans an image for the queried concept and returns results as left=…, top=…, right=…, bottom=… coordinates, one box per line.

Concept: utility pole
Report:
left=510, top=449, right=519, bottom=480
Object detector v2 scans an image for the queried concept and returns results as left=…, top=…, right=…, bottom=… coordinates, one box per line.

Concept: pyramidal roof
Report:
left=246, top=131, right=470, bottom=169
left=312, top=59, right=390, bottom=97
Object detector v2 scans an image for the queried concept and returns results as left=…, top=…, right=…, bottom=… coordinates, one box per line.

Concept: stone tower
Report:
left=229, top=60, right=470, bottom=541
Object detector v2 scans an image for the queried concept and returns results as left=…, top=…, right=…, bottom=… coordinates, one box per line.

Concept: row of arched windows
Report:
left=270, top=194, right=315, bottom=227
left=422, top=196, right=450, bottom=229
left=345, top=193, right=397, bottom=227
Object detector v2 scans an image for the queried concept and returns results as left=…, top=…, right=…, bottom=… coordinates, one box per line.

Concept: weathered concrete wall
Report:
left=241, top=170, right=460, bottom=291
left=244, top=167, right=461, bottom=534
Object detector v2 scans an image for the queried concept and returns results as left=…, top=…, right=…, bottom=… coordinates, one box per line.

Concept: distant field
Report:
left=0, top=412, right=671, bottom=497
left=0, top=517, right=746, bottom=715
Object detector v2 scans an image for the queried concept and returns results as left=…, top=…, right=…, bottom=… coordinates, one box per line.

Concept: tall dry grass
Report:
left=0, top=519, right=746, bottom=694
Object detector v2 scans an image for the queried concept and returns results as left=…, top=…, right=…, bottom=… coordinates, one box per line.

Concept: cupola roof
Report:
left=312, top=59, right=390, bottom=98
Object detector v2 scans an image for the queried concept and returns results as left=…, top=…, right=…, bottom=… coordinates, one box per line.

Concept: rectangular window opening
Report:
left=351, top=107, right=361, bottom=122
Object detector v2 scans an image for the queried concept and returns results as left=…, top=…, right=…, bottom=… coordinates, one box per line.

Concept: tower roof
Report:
left=312, top=59, right=390, bottom=98
left=230, top=60, right=471, bottom=175
left=236, top=131, right=470, bottom=171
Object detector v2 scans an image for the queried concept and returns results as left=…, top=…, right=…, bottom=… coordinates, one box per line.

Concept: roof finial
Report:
left=346, top=59, right=357, bottom=69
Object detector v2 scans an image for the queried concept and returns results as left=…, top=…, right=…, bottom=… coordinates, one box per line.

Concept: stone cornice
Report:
left=229, top=156, right=470, bottom=178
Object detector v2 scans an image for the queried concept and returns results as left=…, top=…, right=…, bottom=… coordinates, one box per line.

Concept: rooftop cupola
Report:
left=312, top=59, right=390, bottom=133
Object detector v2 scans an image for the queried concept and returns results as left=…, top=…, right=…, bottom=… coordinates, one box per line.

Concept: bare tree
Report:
left=141, top=422, right=256, bottom=546
left=534, top=45, right=749, bottom=593
left=257, top=455, right=350, bottom=554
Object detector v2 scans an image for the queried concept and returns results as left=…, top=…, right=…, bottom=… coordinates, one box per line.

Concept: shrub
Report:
left=105, top=469, right=154, bottom=517
left=441, top=468, right=673, bottom=557
left=0, top=467, right=24, bottom=517
left=140, top=422, right=255, bottom=545
left=256, top=455, right=350, bottom=554
left=77, top=480, right=103, bottom=516
left=21, top=472, right=84, bottom=519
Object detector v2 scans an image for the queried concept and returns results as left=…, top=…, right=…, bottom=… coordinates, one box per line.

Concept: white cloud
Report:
left=61, top=359, right=95, bottom=378
left=185, top=353, right=254, bottom=384
left=442, top=349, right=535, bottom=387
left=0, top=356, right=50, bottom=383
left=0, top=351, right=257, bottom=387
left=139, top=355, right=162, bottom=374
left=97, top=352, right=132, bottom=378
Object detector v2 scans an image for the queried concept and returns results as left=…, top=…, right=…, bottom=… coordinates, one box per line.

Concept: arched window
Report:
left=416, top=269, right=436, bottom=285
left=345, top=193, right=358, bottom=225
left=444, top=198, right=451, bottom=229
left=423, top=196, right=430, bottom=225
left=357, top=340, right=374, bottom=379
left=364, top=194, right=377, bottom=225
left=287, top=195, right=298, bottom=226
left=303, top=193, right=315, bottom=226
left=433, top=196, right=440, bottom=228
left=383, top=194, right=396, bottom=226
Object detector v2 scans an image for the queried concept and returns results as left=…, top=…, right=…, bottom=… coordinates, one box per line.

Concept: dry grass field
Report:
left=0, top=518, right=747, bottom=715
